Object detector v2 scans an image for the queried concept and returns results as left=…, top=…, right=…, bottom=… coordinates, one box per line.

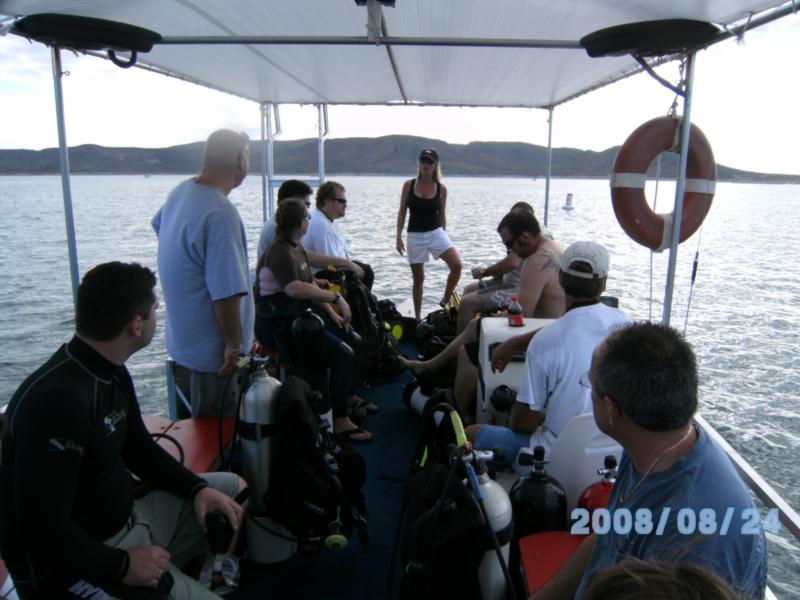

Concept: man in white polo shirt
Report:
left=303, top=181, right=374, bottom=289
left=466, top=241, right=630, bottom=463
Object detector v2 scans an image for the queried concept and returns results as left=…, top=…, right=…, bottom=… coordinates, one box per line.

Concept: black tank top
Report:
left=407, top=179, right=441, bottom=233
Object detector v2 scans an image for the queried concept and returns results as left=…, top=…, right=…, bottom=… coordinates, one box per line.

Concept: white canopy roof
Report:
left=0, top=0, right=792, bottom=108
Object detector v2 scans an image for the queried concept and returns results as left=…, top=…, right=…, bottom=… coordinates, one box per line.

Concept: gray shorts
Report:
left=104, top=472, right=241, bottom=600
left=476, top=283, right=518, bottom=311
left=174, top=365, right=239, bottom=418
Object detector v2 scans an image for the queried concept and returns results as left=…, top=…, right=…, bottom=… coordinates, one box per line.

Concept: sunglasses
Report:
left=420, top=158, right=436, bottom=165
left=503, top=234, right=519, bottom=249
left=334, top=197, right=347, bottom=205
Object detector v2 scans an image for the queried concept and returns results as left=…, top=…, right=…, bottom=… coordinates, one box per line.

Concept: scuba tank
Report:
left=239, top=368, right=281, bottom=514
left=402, top=378, right=430, bottom=416
left=509, top=446, right=568, bottom=538
left=465, top=450, right=514, bottom=600
left=577, top=455, right=618, bottom=532
left=239, top=366, right=297, bottom=563
left=291, top=309, right=328, bottom=408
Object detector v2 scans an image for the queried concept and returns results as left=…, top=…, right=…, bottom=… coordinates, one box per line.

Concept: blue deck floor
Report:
left=234, top=366, right=420, bottom=600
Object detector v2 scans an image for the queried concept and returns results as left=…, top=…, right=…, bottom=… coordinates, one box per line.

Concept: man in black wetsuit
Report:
left=0, top=262, right=244, bottom=599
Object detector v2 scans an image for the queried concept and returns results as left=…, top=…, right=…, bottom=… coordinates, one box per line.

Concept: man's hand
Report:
left=471, top=266, right=484, bottom=280
left=336, top=297, right=352, bottom=325
left=491, top=340, right=515, bottom=373
left=396, top=237, right=405, bottom=256
left=347, top=261, right=365, bottom=280
left=194, top=486, right=244, bottom=532
left=218, top=347, right=240, bottom=376
left=124, top=545, right=171, bottom=588
left=315, top=278, right=331, bottom=289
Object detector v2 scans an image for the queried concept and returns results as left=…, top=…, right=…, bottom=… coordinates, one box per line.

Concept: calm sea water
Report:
left=1, top=174, right=798, bottom=594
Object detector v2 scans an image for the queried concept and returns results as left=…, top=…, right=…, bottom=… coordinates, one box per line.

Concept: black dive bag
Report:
left=264, top=376, right=368, bottom=554
left=320, top=267, right=404, bottom=384
left=394, top=402, right=487, bottom=600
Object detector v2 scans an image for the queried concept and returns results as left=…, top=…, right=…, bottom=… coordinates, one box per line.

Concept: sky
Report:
left=0, top=14, right=798, bottom=175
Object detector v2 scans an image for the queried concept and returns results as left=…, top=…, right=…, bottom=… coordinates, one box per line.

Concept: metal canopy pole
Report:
left=266, top=104, right=276, bottom=219
left=51, top=47, right=80, bottom=306
left=259, top=102, right=268, bottom=222
left=661, top=52, right=696, bottom=326
left=317, top=104, right=328, bottom=184
left=543, top=107, right=554, bottom=227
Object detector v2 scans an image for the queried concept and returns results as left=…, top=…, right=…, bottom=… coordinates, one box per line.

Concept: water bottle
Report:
left=508, top=295, right=523, bottom=327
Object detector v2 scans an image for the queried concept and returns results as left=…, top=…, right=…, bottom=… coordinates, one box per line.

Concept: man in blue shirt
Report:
left=532, top=322, right=767, bottom=600
left=152, top=129, right=254, bottom=418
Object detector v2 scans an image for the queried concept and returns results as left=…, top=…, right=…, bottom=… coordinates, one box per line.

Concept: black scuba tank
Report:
left=509, top=446, right=568, bottom=538
left=291, top=309, right=327, bottom=406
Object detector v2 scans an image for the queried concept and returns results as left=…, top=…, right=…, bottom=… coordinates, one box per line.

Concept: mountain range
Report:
left=1, top=135, right=797, bottom=183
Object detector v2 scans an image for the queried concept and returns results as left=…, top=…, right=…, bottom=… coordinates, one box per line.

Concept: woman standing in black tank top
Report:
left=396, top=148, right=462, bottom=320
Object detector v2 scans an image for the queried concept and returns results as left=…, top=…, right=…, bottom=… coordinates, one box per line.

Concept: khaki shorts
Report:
left=174, top=365, right=239, bottom=419
left=476, top=283, right=518, bottom=311
left=104, top=472, right=241, bottom=600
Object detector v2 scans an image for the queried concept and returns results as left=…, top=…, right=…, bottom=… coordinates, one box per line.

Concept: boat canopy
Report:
left=0, top=0, right=792, bottom=108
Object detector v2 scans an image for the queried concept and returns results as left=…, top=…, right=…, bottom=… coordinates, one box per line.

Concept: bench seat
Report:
left=143, top=415, right=236, bottom=474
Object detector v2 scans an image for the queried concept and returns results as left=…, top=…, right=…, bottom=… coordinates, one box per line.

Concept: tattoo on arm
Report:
left=540, top=253, right=560, bottom=272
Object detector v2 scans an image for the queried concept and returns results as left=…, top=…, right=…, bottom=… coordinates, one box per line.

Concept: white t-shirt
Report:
left=517, top=302, right=631, bottom=451
left=303, top=208, right=349, bottom=273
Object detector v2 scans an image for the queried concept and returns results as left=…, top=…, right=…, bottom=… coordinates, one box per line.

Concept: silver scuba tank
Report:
left=467, top=451, right=514, bottom=600
left=239, top=369, right=281, bottom=510
left=239, top=369, right=297, bottom=563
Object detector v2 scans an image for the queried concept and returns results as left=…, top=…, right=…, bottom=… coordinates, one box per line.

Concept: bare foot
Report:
left=399, top=355, right=427, bottom=373
left=333, top=417, right=374, bottom=443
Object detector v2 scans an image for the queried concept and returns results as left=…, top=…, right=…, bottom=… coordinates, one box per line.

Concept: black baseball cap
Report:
left=419, top=148, right=439, bottom=163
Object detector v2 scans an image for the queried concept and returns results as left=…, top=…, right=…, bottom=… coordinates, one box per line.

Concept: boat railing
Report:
left=695, top=414, right=800, bottom=542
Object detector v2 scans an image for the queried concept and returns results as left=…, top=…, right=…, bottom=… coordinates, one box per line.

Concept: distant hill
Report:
left=1, top=135, right=797, bottom=183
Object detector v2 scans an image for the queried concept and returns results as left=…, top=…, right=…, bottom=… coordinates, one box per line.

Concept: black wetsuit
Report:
left=406, top=179, right=441, bottom=233
left=0, top=336, right=206, bottom=593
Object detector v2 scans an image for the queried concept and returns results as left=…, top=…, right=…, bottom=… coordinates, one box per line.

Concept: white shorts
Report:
left=407, top=227, right=454, bottom=264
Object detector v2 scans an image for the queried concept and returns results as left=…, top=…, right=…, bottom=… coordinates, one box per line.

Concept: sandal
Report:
left=335, top=427, right=374, bottom=444
left=347, top=395, right=380, bottom=421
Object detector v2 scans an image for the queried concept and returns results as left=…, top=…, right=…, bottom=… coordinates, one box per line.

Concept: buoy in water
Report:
left=562, top=193, right=574, bottom=211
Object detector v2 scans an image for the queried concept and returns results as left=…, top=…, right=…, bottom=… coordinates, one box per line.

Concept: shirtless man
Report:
left=401, top=210, right=564, bottom=380
left=458, top=202, right=545, bottom=332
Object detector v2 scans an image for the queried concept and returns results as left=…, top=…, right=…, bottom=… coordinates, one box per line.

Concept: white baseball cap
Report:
left=560, top=241, right=609, bottom=279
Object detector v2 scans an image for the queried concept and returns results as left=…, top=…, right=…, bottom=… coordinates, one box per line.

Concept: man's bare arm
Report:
left=213, top=294, right=244, bottom=376
left=306, top=250, right=365, bottom=279
left=530, top=534, right=595, bottom=599
left=480, top=251, right=520, bottom=280
left=508, top=401, right=542, bottom=433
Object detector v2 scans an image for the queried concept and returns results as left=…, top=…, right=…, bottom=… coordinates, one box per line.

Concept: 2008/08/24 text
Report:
left=570, top=507, right=781, bottom=536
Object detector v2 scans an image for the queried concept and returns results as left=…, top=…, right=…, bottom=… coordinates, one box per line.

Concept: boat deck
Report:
left=234, top=365, right=419, bottom=600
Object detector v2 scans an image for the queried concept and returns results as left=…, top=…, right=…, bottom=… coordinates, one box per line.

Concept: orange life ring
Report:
left=611, top=116, right=716, bottom=251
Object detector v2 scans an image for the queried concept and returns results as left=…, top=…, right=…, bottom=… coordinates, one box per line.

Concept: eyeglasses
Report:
left=420, top=158, right=436, bottom=165
left=579, top=372, right=592, bottom=390
left=334, top=197, right=347, bottom=205
left=503, top=234, right=519, bottom=249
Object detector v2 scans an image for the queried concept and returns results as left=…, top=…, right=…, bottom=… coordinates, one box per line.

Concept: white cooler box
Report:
left=476, top=316, right=554, bottom=425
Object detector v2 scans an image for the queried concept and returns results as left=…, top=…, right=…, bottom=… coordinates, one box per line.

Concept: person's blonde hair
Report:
left=202, top=129, right=249, bottom=170
left=583, top=557, right=749, bottom=600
